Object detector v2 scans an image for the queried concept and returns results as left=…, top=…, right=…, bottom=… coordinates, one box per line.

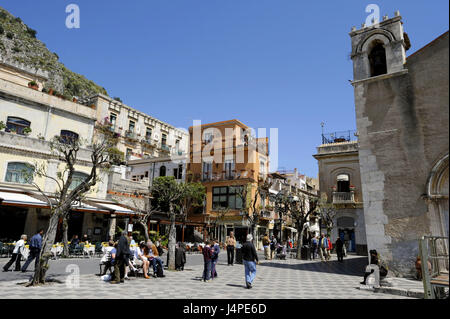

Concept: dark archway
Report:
left=369, top=42, right=387, bottom=77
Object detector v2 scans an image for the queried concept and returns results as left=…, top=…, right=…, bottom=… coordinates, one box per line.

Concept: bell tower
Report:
left=349, top=11, right=410, bottom=82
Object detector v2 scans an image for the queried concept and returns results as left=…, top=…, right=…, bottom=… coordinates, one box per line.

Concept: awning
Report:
left=284, top=226, right=298, bottom=233
left=71, top=201, right=109, bottom=213
left=0, top=191, right=49, bottom=208
left=269, top=189, right=278, bottom=195
left=90, top=202, right=137, bottom=215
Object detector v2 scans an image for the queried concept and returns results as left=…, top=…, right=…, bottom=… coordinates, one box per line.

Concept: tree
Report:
left=25, top=130, right=115, bottom=285
left=288, top=194, right=318, bottom=259
left=237, top=179, right=272, bottom=244
left=150, top=177, right=205, bottom=270
left=134, top=193, right=159, bottom=242
left=317, top=194, right=336, bottom=237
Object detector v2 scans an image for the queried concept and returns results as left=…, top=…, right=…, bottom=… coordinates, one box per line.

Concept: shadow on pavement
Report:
left=226, top=283, right=246, bottom=289
left=258, top=256, right=367, bottom=277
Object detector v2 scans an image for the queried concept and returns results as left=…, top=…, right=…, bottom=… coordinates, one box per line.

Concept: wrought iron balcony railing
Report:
left=332, top=191, right=356, bottom=204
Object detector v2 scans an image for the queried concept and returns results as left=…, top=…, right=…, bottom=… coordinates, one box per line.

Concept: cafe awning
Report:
left=0, top=191, right=49, bottom=208
left=90, top=201, right=137, bottom=215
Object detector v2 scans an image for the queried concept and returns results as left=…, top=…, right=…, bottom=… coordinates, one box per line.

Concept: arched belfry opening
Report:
left=368, top=41, right=387, bottom=77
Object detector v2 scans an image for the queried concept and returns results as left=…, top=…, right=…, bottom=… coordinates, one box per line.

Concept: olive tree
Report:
left=25, top=125, right=117, bottom=286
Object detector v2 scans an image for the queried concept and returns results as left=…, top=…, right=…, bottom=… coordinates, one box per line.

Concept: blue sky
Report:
left=1, top=0, right=448, bottom=177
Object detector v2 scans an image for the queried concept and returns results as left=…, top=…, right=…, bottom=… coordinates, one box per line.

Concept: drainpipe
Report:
left=44, top=106, right=52, bottom=139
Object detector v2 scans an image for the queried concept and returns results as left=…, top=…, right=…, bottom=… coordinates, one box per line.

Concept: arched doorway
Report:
left=426, top=154, right=449, bottom=238
left=337, top=216, right=356, bottom=253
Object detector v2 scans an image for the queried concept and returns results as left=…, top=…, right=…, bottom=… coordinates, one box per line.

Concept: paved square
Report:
left=0, top=253, right=416, bottom=299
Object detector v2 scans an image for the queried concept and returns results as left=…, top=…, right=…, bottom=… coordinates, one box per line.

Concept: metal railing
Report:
left=332, top=191, right=355, bottom=204
left=322, top=130, right=357, bottom=144
left=419, top=236, right=449, bottom=299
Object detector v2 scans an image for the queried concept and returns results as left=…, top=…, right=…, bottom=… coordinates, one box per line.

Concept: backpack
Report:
left=156, top=262, right=164, bottom=277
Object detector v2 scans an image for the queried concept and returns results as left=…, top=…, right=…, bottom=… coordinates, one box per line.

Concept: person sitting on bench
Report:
left=134, top=241, right=150, bottom=279
left=100, top=240, right=115, bottom=276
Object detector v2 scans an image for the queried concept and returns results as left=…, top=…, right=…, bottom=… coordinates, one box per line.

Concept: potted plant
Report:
left=349, top=185, right=356, bottom=191
left=331, top=185, right=337, bottom=192
left=0, top=121, right=5, bottom=131
left=28, top=81, right=39, bottom=90
left=23, top=127, right=32, bottom=135
left=72, top=97, right=78, bottom=103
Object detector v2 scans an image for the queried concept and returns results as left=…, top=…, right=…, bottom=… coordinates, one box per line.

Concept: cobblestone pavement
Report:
left=0, top=254, right=415, bottom=299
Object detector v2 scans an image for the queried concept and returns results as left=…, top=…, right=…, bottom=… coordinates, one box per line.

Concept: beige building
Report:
left=0, top=62, right=136, bottom=242
left=313, top=132, right=367, bottom=255
left=81, top=94, right=189, bottom=162
left=349, top=13, right=448, bottom=275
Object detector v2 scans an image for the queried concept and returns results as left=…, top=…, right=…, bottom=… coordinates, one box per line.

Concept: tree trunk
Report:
left=138, top=220, right=150, bottom=242
left=296, top=227, right=303, bottom=260
left=29, top=210, right=61, bottom=286
left=61, top=218, right=69, bottom=258
left=167, top=211, right=176, bottom=270
left=252, top=224, right=257, bottom=248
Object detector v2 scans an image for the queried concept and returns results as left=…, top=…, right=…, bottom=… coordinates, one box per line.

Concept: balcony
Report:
left=124, top=130, right=138, bottom=142
left=332, top=191, right=356, bottom=204
left=160, top=144, right=171, bottom=153
left=322, top=130, right=357, bottom=145
left=141, top=138, right=155, bottom=148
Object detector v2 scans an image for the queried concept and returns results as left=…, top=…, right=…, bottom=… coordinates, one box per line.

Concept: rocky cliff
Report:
left=0, top=6, right=108, bottom=98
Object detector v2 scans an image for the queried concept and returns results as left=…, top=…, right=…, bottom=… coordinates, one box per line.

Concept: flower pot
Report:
left=73, top=98, right=78, bottom=103
left=49, top=89, right=54, bottom=95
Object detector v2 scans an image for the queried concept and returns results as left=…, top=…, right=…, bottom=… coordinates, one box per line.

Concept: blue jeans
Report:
left=211, top=260, right=218, bottom=279
left=203, top=260, right=212, bottom=281
left=243, top=260, right=256, bottom=284
left=151, top=257, right=163, bottom=274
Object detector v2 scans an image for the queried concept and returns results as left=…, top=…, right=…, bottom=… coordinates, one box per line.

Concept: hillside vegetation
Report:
left=0, top=6, right=108, bottom=98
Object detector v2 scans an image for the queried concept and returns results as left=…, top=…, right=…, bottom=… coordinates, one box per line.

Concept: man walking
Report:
left=226, top=232, right=236, bottom=266
left=270, top=235, right=277, bottom=260
left=202, top=241, right=213, bottom=282
left=242, top=234, right=259, bottom=289
left=21, top=229, right=44, bottom=272
left=111, top=231, right=130, bottom=284
left=262, top=233, right=270, bottom=260
left=3, top=234, right=27, bottom=272
left=318, top=233, right=329, bottom=262
left=335, top=237, right=344, bottom=262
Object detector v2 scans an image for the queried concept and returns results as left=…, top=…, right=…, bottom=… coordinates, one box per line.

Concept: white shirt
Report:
left=13, top=239, right=25, bottom=254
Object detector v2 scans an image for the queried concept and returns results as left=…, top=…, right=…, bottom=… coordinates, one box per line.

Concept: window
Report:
left=60, top=130, right=79, bottom=144
left=129, top=120, right=135, bottom=132
left=159, top=166, right=166, bottom=177
left=369, top=42, right=387, bottom=77
left=212, top=186, right=243, bottom=210
left=224, top=159, right=235, bottom=178
left=178, top=164, right=183, bottom=179
left=69, top=172, right=89, bottom=190
left=204, top=132, right=213, bottom=143
left=175, top=139, right=180, bottom=153
left=6, top=117, right=30, bottom=135
left=336, top=174, right=350, bottom=192
left=5, top=162, right=34, bottom=184
left=146, top=127, right=152, bottom=141
left=259, top=160, right=266, bottom=175
left=110, top=113, right=117, bottom=126
left=202, top=161, right=212, bottom=180
left=161, top=133, right=167, bottom=146
left=126, top=148, right=132, bottom=160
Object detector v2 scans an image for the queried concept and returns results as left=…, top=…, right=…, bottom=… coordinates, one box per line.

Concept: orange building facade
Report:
left=187, top=120, right=270, bottom=245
